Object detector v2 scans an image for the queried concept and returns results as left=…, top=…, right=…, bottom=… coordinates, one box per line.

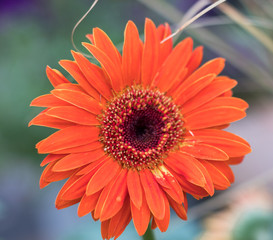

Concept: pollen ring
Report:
left=100, top=87, right=184, bottom=170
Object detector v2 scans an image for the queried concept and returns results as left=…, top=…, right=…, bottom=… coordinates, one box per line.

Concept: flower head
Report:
left=30, top=19, right=251, bottom=239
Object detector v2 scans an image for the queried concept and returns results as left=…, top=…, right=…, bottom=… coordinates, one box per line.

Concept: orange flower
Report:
left=29, top=19, right=251, bottom=239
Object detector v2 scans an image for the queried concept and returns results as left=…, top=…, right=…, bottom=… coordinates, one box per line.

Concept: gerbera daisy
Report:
left=29, top=19, right=251, bottom=239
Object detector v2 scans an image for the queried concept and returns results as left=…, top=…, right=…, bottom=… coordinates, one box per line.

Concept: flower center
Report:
left=100, top=87, right=184, bottom=170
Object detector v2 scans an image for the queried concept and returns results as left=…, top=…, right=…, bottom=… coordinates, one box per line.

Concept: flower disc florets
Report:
left=100, top=87, right=184, bottom=170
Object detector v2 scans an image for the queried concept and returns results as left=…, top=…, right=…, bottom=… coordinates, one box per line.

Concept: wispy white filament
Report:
left=71, top=0, right=99, bottom=58
left=161, top=0, right=227, bottom=43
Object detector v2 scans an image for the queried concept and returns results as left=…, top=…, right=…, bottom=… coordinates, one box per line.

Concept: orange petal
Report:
left=72, top=51, right=112, bottom=100
left=139, top=168, right=165, bottom=220
left=83, top=43, right=123, bottom=93
left=46, top=66, right=70, bottom=87
left=127, top=170, right=142, bottom=209
left=130, top=196, right=150, bottom=236
left=61, top=170, right=94, bottom=200
left=180, top=143, right=229, bottom=161
left=37, top=125, right=100, bottom=154
left=51, top=141, right=102, bottom=154
left=45, top=106, right=100, bottom=125
left=185, top=46, right=203, bottom=78
left=51, top=89, right=102, bottom=115
left=93, top=27, right=121, bottom=65
left=185, top=129, right=250, bottom=146
left=75, top=156, right=106, bottom=176
left=122, top=20, right=143, bottom=85
left=156, top=165, right=184, bottom=204
left=154, top=193, right=170, bottom=232
left=86, top=159, right=121, bottom=195
left=59, top=59, right=101, bottom=100
left=212, top=161, right=235, bottom=183
left=165, top=152, right=206, bottom=187
left=184, top=129, right=251, bottom=157
left=181, top=77, right=237, bottom=114
left=29, top=112, right=75, bottom=129
left=157, top=23, right=173, bottom=66
left=101, top=220, right=110, bottom=240
left=199, top=159, right=231, bottom=190
left=173, top=73, right=215, bottom=105
left=78, top=191, right=101, bottom=217
left=226, top=156, right=244, bottom=165
left=52, top=148, right=106, bottom=172
left=152, top=38, right=193, bottom=92
left=99, top=169, right=128, bottom=221
left=86, top=33, right=94, bottom=44
left=184, top=106, right=246, bottom=130
left=56, top=198, right=81, bottom=210
left=30, top=94, right=71, bottom=107
left=141, top=18, right=160, bottom=88
left=167, top=195, right=187, bottom=220
left=192, top=97, right=249, bottom=112
left=171, top=170, right=209, bottom=199
left=110, top=197, right=131, bottom=240
left=181, top=58, right=225, bottom=90
left=40, top=162, right=76, bottom=188
left=40, top=153, right=66, bottom=167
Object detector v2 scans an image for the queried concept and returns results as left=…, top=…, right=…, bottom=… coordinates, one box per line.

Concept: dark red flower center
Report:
left=100, top=87, right=184, bottom=170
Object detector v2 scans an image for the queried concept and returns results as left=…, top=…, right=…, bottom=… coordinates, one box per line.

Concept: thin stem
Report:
left=142, top=224, right=155, bottom=240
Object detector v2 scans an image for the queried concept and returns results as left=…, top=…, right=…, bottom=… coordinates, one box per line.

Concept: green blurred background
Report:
left=1, top=0, right=273, bottom=239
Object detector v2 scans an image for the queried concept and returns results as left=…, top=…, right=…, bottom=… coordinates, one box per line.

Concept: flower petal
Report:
left=109, top=197, right=131, bottom=240
left=152, top=38, right=193, bottom=92
left=180, top=143, right=229, bottom=161
left=165, top=152, right=206, bottom=187
left=180, top=58, right=225, bottom=90
left=72, top=51, right=112, bottom=100
left=157, top=165, right=184, bottom=204
left=167, top=195, right=187, bottom=220
left=139, top=169, right=165, bottom=220
left=184, top=106, right=246, bottom=130
left=154, top=193, right=170, bottom=232
left=173, top=73, right=215, bottom=105
left=52, top=148, right=106, bottom=172
left=61, top=170, right=94, bottom=200
left=59, top=60, right=101, bottom=100
left=127, top=170, right=142, bottom=209
left=184, top=129, right=251, bottom=157
left=130, top=197, right=150, bottom=236
left=141, top=18, right=160, bottom=88
left=37, top=125, right=100, bottom=154
left=77, top=191, right=101, bottom=217
left=193, top=97, right=249, bottom=112
left=99, top=168, right=128, bottom=221
left=51, top=141, right=102, bottom=154
left=181, top=77, right=237, bottom=114
left=199, top=159, right=231, bottom=190
left=122, top=20, right=143, bottom=85
left=46, top=66, right=70, bottom=87
left=83, top=43, right=123, bottom=93
left=40, top=153, right=66, bottom=167
left=86, top=159, right=121, bottom=195
left=157, top=23, right=173, bottom=66
left=45, top=106, right=100, bottom=125
left=185, top=46, right=203, bottom=78
left=29, top=112, right=75, bottom=129
left=30, top=94, right=70, bottom=107
left=226, top=156, right=244, bottom=165
left=51, top=89, right=103, bottom=115
left=93, top=27, right=122, bottom=66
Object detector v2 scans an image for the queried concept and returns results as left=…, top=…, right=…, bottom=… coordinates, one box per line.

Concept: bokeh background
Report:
left=1, top=0, right=273, bottom=239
